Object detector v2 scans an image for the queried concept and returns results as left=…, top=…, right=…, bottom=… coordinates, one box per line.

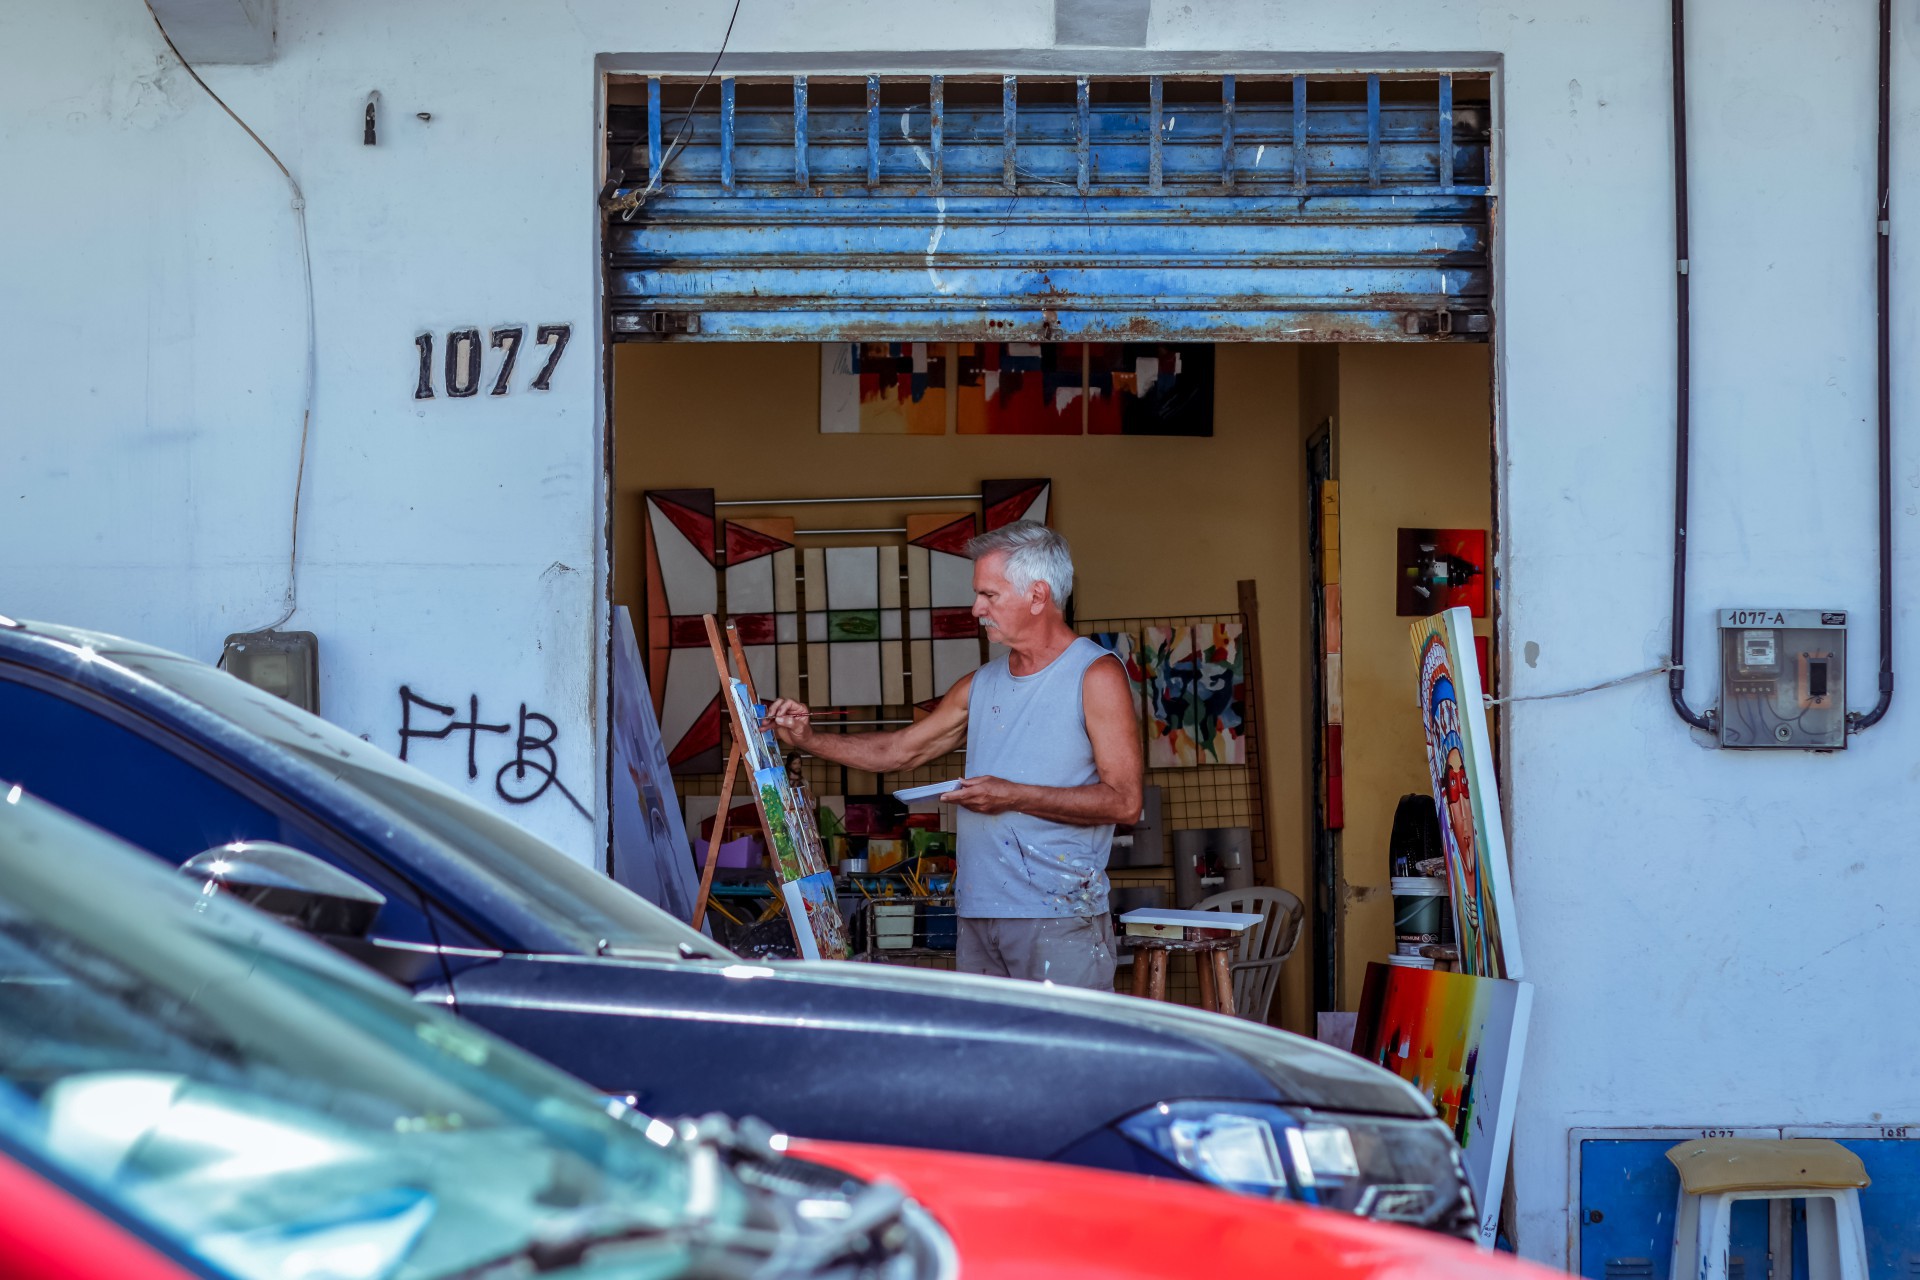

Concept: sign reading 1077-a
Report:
left=414, top=324, right=572, bottom=399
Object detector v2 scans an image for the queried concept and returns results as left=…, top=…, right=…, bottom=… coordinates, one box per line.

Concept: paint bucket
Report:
left=1391, top=876, right=1449, bottom=956
left=1386, top=952, right=1435, bottom=970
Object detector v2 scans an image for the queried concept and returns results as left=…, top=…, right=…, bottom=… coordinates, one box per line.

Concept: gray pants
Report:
left=956, top=914, right=1117, bottom=990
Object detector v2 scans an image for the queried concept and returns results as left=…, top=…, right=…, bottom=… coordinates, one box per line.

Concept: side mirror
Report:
left=181, top=842, right=386, bottom=940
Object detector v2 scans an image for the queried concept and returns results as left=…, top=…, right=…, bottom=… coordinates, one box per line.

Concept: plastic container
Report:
left=1391, top=876, right=1449, bottom=955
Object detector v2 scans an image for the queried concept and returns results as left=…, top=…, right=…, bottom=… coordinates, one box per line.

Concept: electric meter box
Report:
left=1717, top=609, right=1846, bottom=750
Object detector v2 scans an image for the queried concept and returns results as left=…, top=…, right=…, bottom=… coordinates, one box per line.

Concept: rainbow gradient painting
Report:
left=1354, top=963, right=1533, bottom=1248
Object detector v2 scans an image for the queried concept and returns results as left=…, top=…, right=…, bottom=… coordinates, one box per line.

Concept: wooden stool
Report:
left=1128, top=936, right=1237, bottom=1016
left=1665, top=1138, right=1870, bottom=1280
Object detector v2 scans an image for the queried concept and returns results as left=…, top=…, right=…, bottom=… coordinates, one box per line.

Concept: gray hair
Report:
left=965, top=521, right=1074, bottom=606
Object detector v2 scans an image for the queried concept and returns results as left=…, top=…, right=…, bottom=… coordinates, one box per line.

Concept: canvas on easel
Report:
left=693, top=615, right=849, bottom=961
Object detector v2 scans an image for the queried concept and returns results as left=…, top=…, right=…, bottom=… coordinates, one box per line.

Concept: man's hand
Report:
left=943, top=775, right=1025, bottom=815
left=765, top=698, right=814, bottom=748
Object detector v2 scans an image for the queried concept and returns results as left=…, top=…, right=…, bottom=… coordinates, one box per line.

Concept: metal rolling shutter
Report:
left=605, top=73, right=1490, bottom=343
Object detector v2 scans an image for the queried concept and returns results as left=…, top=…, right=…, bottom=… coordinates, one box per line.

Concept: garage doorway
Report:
left=600, top=68, right=1499, bottom=1029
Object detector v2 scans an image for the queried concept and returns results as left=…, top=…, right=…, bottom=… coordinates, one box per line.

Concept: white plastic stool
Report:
left=1665, top=1138, right=1870, bottom=1280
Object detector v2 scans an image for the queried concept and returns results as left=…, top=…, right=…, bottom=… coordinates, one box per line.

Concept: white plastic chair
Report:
left=1191, top=886, right=1303, bottom=1024
left=1665, top=1138, right=1870, bottom=1280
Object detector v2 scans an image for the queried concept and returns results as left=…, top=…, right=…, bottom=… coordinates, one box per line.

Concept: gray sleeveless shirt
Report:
left=957, top=637, right=1116, bottom=919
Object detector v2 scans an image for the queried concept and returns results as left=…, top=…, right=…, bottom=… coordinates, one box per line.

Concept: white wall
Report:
left=3, top=0, right=1916, bottom=1263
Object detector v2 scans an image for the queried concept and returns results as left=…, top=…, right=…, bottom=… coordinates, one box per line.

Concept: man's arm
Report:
left=766, top=672, right=971, bottom=773
left=944, top=656, right=1144, bottom=826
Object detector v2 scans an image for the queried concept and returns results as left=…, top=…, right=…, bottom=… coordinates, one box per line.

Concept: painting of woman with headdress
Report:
left=1411, top=608, right=1522, bottom=980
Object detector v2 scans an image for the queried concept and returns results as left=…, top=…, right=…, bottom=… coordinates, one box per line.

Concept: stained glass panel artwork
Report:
left=980, top=478, right=1051, bottom=530
left=725, top=517, right=799, bottom=701
left=644, top=489, right=722, bottom=774
left=907, top=513, right=979, bottom=703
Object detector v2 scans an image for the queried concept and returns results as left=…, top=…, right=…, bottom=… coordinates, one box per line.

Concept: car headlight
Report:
left=1116, top=1102, right=1476, bottom=1238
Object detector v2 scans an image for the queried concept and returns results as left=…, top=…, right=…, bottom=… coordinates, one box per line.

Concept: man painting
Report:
left=767, top=521, right=1143, bottom=989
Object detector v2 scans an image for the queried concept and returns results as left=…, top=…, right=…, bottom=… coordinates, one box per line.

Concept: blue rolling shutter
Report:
left=605, top=74, right=1490, bottom=343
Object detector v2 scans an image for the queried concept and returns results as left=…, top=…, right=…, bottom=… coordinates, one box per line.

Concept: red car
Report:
left=0, top=788, right=1554, bottom=1280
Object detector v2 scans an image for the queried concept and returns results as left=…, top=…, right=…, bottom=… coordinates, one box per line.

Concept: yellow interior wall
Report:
left=612, top=342, right=1316, bottom=1031
left=1329, top=344, right=1495, bottom=1005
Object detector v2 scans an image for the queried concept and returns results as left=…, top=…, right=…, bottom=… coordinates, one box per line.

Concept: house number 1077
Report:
left=414, top=324, right=571, bottom=399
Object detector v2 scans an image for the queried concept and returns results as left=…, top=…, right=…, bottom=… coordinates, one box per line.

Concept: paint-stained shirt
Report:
left=956, top=638, right=1116, bottom=919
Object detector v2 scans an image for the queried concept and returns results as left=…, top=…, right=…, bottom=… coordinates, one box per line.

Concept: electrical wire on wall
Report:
left=604, top=0, right=745, bottom=219
left=142, top=0, right=316, bottom=637
left=1665, top=0, right=1896, bottom=735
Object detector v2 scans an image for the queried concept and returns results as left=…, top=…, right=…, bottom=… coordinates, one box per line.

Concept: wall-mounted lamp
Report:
left=364, top=89, right=381, bottom=145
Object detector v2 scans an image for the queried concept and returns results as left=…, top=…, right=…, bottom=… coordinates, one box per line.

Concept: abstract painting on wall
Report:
left=724, top=517, right=801, bottom=702
left=804, top=544, right=904, bottom=707
left=956, top=343, right=1084, bottom=435
left=609, top=606, right=701, bottom=923
left=1088, top=631, right=1146, bottom=721
left=980, top=478, right=1052, bottom=531
left=1353, top=963, right=1533, bottom=1248
left=1410, top=607, right=1522, bottom=980
left=1396, top=528, right=1488, bottom=617
left=644, top=488, right=722, bottom=774
left=1192, top=621, right=1247, bottom=765
left=1143, top=625, right=1199, bottom=767
left=907, top=512, right=981, bottom=706
left=1086, top=343, right=1215, bottom=436
left=819, top=342, right=949, bottom=434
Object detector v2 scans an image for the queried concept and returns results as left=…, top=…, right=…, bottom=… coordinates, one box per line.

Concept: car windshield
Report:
left=70, top=639, right=724, bottom=959
left=0, top=788, right=732, bottom=1280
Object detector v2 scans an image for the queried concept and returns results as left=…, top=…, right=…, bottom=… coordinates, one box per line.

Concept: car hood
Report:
left=453, top=948, right=1427, bottom=1130
left=760, top=956, right=1425, bottom=1114
left=791, top=1139, right=1537, bottom=1280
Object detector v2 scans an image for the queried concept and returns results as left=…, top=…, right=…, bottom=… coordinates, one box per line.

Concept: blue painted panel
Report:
left=1580, top=1141, right=1772, bottom=1280
left=1818, top=1139, right=1920, bottom=1276
left=1579, top=1138, right=1920, bottom=1279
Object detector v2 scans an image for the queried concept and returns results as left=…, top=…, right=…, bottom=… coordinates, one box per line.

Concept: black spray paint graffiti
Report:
left=398, top=686, right=589, bottom=819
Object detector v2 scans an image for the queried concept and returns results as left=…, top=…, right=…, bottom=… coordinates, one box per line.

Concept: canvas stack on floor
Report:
left=1350, top=605, right=1532, bottom=1249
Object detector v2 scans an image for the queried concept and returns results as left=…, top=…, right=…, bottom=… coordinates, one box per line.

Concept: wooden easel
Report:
left=690, top=614, right=757, bottom=931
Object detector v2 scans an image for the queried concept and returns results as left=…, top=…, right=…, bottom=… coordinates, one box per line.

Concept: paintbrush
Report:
left=757, top=709, right=856, bottom=725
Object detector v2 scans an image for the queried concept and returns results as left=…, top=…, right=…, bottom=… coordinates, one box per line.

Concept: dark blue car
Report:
left=0, top=615, right=1474, bottom=1238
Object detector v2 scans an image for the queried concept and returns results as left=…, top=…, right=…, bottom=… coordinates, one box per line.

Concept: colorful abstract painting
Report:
left=1410, top=607, right=1522, bottom=980
left=1088, top=631, right=1146, bottom=721
left=819, top=342, right=949, bottom=434
left=907, top=512, right=981, bottom=705
left=644, top=489, right=722, bottom=774
left=725, top=517, right=800, bottom=702
left=1396, top=528, right=1488, bottom=617
left=980, top=478, right=1052, bottom=531
left=1192, top=621, right=1247, bottom=765
left=1085, top=343, right=1215, bottom=436
left=1143, top=625, right=1199, bottom=768
left=608, top=607, right=701, bottom=922
left=1353, top=964, right=1533, bottom=1247
left=956, top=343, right=1084, bottom=435
left=781, top=870, right=851, bottom=961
